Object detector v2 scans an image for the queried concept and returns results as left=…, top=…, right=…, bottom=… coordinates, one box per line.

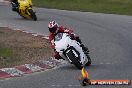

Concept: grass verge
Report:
left=32, top=0, right=132, bottom=15
left=0, top=48, right=12, bottom=58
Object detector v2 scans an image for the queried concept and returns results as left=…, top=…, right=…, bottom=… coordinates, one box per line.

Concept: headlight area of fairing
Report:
left=54, top=36, right=71, bottom=53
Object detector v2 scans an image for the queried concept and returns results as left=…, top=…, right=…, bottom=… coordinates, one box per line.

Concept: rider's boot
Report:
left=80, top=44, right=89, bottom=53
left=11, top=2, right=19, bottom=12
left=76, top=37, right=89, bottom=53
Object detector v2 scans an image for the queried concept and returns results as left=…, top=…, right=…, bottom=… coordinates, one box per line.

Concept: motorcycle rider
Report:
left=48, top=21, right=89, bottom=60
left=11, top=0, right=19, bottom=12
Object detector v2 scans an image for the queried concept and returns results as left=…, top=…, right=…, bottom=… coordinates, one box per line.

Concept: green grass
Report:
left=0, top=47, right=14, bottom=68
left=0, top=48, right=12, bottom=57
left=32, top=0, right=132, bottom=15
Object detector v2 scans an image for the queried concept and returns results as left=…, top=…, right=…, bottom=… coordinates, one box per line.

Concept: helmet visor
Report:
left=49, top=28, right=57, bottom=33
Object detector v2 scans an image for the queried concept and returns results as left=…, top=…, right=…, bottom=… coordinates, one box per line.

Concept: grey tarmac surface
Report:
left=0, top=4, right=132, bottom=88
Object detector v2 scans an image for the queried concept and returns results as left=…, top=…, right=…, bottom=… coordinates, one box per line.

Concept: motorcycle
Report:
left=54, top=33, right=91, bottom=69
left=12, top=0, right=37, bottom=21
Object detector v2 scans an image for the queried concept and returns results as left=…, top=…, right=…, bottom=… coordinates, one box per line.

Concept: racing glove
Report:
left=54, top=51, right=61, bottom=60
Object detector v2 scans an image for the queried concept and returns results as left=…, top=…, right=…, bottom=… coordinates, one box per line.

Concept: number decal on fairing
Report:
left=72, top=50, right=78, bottom=57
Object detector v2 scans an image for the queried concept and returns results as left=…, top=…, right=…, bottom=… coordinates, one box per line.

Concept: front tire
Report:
left=28, top=9, right=37, bottom=21
left=67, top=50, right=83, bottom=70
left=85, top=54, right=91, bottom=66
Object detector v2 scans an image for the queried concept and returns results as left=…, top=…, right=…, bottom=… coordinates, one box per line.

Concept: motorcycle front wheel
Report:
left=67, top=50, right=83, bottom=70
left=85, top=54, right=91, bottom=66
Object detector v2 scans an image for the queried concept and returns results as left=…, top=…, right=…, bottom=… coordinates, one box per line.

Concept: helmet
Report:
left=48, top=21, right=59, bottom=33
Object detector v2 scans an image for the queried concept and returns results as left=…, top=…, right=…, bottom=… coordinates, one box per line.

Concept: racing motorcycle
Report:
left=54, top=33, right=91, bottom=69
left=12, top=0, right=37, bottom=21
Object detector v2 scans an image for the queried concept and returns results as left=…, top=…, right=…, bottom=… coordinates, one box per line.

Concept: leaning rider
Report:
left=48, top=21, right=89, bottom=60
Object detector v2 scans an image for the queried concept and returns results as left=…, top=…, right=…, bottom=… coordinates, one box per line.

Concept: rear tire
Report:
left=28, top=9, right=37, bottom=21
left=67, top=50, right=83, bottom=70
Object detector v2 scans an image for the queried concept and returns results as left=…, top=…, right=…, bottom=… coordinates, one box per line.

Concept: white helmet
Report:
left=48, top=21, right=59, bottom=33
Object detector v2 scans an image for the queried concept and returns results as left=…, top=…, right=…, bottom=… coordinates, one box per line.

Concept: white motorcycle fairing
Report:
left=54, top=33, right=87, bottom=65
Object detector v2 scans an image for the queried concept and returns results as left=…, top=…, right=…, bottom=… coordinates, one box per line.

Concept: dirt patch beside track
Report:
left=0, top=27, right=53, bottom=68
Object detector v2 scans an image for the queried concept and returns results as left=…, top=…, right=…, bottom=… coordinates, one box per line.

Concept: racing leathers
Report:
left=49, top=26, right=89, bottom=60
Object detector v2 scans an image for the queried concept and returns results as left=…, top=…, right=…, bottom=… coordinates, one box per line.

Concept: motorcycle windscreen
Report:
left=54, top=33, right=63, bottom=41
left=18, top=0, right=30, bottom=7
left=54, top=33, right=70, bottom=52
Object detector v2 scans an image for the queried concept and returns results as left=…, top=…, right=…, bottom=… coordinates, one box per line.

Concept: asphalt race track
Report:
left=0, top=5, right=132, bottom=88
